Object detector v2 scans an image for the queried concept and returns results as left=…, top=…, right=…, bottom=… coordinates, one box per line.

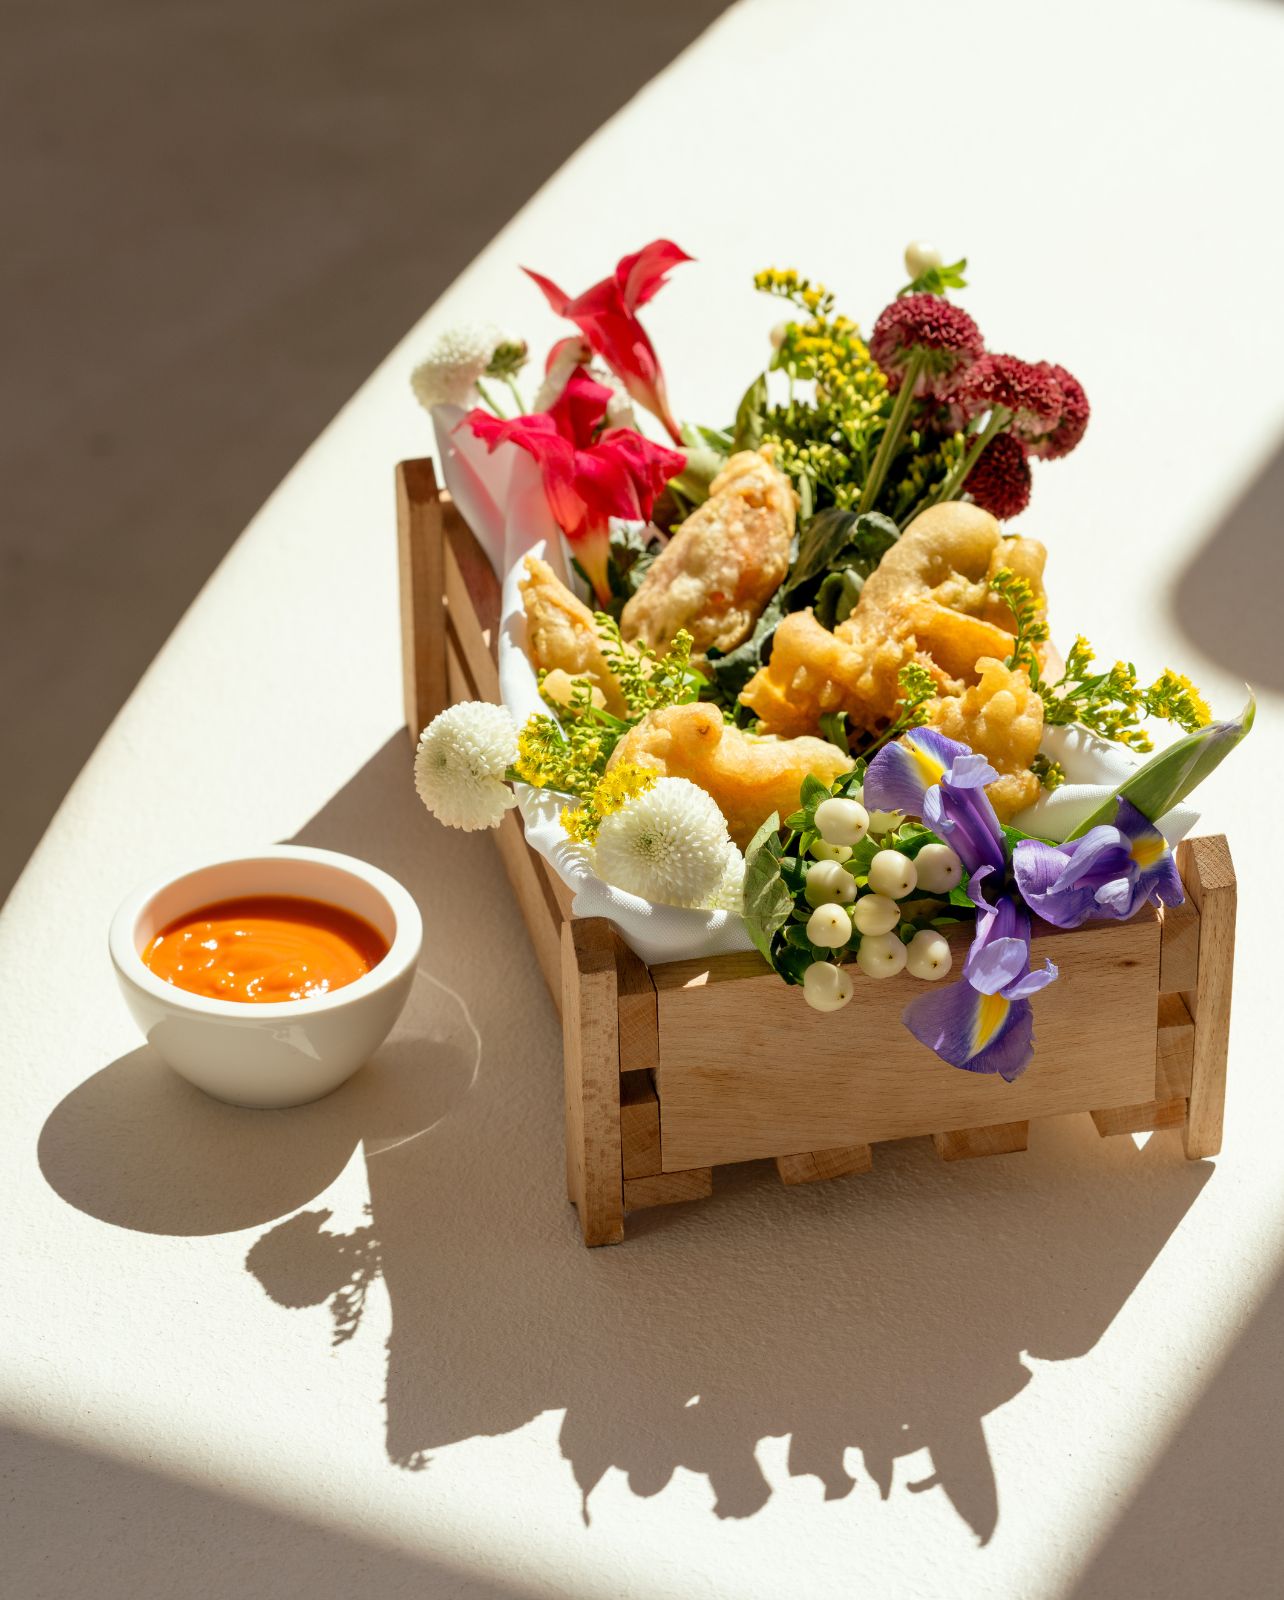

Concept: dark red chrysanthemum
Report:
left=869, top=293, right=984, bottom=398
left=958, top=354, right=1063, bottom=444
left=1030, top=363, right=1089, bottom=459
left=965, top=431, right=1032, bottom=520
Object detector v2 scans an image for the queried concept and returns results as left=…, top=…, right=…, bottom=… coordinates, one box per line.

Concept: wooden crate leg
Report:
left=623, top=1169, right=713, bottom=1210
left=933, top=1121, right=1029, bottom=1162
left=562, top=920, right=625, bottom=1246
left=1176, top=835, right=1236, bottom=1160
left=396, top=459, right=447, bottom=745
left=775, top=1145, right=873, bottom=1185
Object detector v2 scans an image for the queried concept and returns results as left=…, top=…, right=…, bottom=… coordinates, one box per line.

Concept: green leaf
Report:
left=800, top=773, right=831, bottom=811
left=847, top=836, right=880, bottom=879
left=948, top=884, right=976, bottom=909
left=898, top=258, right=969, bottom=298
left=731, top=372, right=768, bottom=453
left=742, top=812, right=793, bottom=968
left=1066, top=692, right=1255, bottom=839
left=819, top=568, right=866, bottom=628
left=704, top=591, right=784, bottom=708
left=786, top=509, right=900, bottom=603
left=819, top=710, right=849, bottom=751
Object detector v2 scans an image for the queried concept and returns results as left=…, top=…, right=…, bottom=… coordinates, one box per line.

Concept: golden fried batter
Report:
left=927, top=656, right=1045, bottom=821
left=740, top=500, right=1051, bottom=747
left=621, top=447, right=795, bottom=660
left=609, top=702, right=852, bottom=848
left=739, top=607, right=943, bottom=737
left=520, top=555, right=632, bottom=716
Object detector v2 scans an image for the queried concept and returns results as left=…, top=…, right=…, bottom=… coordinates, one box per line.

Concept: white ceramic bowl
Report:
left=109, top=845, right=423, bottom=1108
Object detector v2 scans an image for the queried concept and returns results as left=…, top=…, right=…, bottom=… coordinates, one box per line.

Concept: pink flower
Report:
left=869, top=293, right=984, bottom=398
left=1030, top=362, right=1090, bottom=459
left=964, top=431, right=1032, bottom=519
left=957, top=354, right=1064, bottom=444
left=465, top=369, right=685, bottom=603
left=523, top=241, right=692, bottom=444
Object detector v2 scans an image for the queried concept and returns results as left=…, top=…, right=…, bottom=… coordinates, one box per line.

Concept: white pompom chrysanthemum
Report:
left=414, top=702, right=519, bottom=831
left=705, top=842, right=746, bottom=914
left=410, top=322, right=505, bottom=411
left=593, top=778, right=731, bottom=908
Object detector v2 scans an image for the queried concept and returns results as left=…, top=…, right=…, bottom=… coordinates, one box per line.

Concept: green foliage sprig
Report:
left=1038, top=635, right=1212, bottom=753
left=512, top=622, right=701, bottom=801
left=988, top=566, right=1050, bottom=679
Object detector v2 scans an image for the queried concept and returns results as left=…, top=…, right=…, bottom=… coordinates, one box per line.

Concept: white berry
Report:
left=914, top=842, right=963, bottom=894
left=814, top=797, right=870, bottom=847
left=867, top=849, right=917, bottom=900
left=807, top=903, right=853, bottom=948
left=906, top=928, right=953, bottom=981
left=905, top=239, right=943, bottom=278
left=803, top=961, right=853, bottom=1012
left=853, top=893, right=900, bottom=936
left=805, top=859, right=856, bottom=908
left=810, top=838, right=852, bottom=863
left=857, top=932, right=908, bottom=979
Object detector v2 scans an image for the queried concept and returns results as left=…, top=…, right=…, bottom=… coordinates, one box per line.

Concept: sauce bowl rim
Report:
left=108, top=844, right=423, bottom=1020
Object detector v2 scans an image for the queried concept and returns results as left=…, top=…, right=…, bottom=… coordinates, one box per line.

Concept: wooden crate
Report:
left=398, top=460, right=1237, bottom=1246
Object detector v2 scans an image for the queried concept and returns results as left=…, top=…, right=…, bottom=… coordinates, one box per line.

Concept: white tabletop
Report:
left=6, top=2, right=1284, bottom=1595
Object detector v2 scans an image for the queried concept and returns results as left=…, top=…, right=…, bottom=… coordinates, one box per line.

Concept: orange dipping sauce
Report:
left=142, top=894, right=390, bottom=1004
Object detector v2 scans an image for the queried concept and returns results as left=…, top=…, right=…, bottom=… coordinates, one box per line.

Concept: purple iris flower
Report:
left=903, top=868, right=1058, bottom=1081
left=864, top=727, right=1005, bottom=876
left=1012, top=798, right=1184, bottom=928
left=865, top=728, right=1056, bottom=1080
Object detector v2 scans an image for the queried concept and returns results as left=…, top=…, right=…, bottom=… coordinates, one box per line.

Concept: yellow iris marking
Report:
left=1130, top=833, right=1167, bottom=870
left=908, top=737, right=947, bottom=789
left=971, top=992, right=1010, bottom=1056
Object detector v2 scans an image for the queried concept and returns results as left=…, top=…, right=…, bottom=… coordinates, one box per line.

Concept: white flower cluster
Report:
left=414, top=702, right=518, bottom=832
left=593, top=778, right=735, bottom=910
left=410, top=322, right=507, bottom=411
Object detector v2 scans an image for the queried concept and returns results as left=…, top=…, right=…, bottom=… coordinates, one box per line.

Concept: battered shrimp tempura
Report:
left=609, top=702, right=852, bottom=849
left=622, top=447, right=795, bottom=661
left=520, top=555, right=633, bottom=717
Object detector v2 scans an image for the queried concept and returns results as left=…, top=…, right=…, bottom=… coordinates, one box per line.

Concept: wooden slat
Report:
left=443, top=526, right=501, bottom=705
left=933, top=1121, right=1029, bottom=1162
left=651, top=910, right=1161, bottom=1170
left=562, top=920, right=624, bottom=1245
left=1177, top=835, right=1236, bottom=1159
left=620, top=1070, right=662, bottom=1179
left=616, top=944, right=659, bottom=1073
left=443, top=630, right=563, bottom=1005
left=541, top=858, right=577, bottom=923
left=1090, top=1096, right=1187, bottom=1139
left=623, top=1168, right=713, bottom=1211
left=1156, top=991, right=1195, bottom=1099
left=1089, top=992, right=1194, bottom=1139
left=396, top=459, right=447, bottom=745
left=775, top=1144, right=872, bottom=1185
left=1159, top=897, right=1200, bottom=995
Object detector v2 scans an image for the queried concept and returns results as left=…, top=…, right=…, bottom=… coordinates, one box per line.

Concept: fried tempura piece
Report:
left=739, top=608, right=945, bottom=737
left=609, top=702, right=851, bottom=848
left=520, top=555, right=632, bottom=716
left=742, top=500, right=1052, bottom=742
left=621, top=447, right=795, bottom=659
left=926, top=656, right=1045, bottom=821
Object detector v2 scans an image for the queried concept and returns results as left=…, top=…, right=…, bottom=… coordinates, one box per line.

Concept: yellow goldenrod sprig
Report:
left=1039, top=634, right=1212, bottom=751
left=561, top=763, right=657, bottom=844
left=989, top=566, right=1050, bottom=678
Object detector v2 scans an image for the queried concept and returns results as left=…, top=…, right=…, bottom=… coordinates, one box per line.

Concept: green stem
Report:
left=501, top=374, right=527, bottom=415
left=931, top=405, right=1011, bottom=506
left=858, top=348, right=926, bottom=514
left=475, top=379, right=507, bottom=419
